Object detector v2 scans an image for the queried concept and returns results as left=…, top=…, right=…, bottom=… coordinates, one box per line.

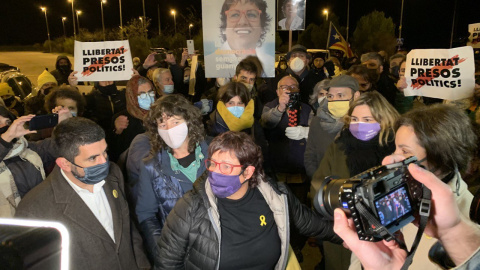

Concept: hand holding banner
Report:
left=74, top=40, right=133, bottom=82
left=404, top=46, right=475, bottom=100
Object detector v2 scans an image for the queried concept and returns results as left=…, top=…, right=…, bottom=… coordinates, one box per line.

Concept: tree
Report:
left=296, top=13, right=344, bottom=50
left=352, top=11, right=397, bottom=56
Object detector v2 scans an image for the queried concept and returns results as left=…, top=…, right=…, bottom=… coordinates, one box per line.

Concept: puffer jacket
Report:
left=157, top=171, right=342, bottom=270
left=135, top=141, right=208, bottom=266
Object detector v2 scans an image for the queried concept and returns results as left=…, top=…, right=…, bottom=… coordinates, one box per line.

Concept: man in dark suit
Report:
left=16, top=117, right=150, bottom=270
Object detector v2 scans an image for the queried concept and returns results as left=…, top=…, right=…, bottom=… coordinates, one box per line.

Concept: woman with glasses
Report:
left=135, top=94, right=208, bottom=267
left=108, top=75, right=155, bottom=162
left=156, top=131, right=341, bottom=269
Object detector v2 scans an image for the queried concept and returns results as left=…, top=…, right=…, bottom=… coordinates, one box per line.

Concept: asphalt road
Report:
left=0, top=51, right=74, bottom=88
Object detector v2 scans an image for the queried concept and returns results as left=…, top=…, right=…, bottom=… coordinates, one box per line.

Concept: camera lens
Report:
left=314, top=178, right=349, bottom=219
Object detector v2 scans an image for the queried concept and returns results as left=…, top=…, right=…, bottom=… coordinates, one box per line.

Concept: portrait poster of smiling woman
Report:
left=202, top=0, right=276, bottom=78
left=277, top=0, right=305, bottom=31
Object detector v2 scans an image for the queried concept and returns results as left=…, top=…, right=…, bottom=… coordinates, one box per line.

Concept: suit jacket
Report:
left=16, top=163, right=150, bottom=270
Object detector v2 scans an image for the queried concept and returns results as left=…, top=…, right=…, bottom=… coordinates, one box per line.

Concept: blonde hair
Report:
left=343, top=91, right=400, bottom=145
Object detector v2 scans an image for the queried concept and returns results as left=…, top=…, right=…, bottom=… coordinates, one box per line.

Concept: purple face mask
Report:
left=349, top=122, right=381, bottom=141
left=208, top=171, right=244, bottom=198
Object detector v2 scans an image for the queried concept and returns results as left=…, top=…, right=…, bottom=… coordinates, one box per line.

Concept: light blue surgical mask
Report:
left=227, top=106, right=245, bottom=118
left=163, top=84, right=174, bottom=94
left=71, top=111, right=77, bottom=117
left=138, top=95, right=155, bottom=110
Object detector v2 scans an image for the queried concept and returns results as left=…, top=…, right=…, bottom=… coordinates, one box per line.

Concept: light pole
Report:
left=157, top=4, right=161, bottom=36
left=323, top=9, right=329, bottom=22
left=171, top=9, right=176, bottom=35
left=399, top=0, right=405, bottom=40
left=101, top=0, right=106, bottom=41
left=142, top=0, right=146, bottom=28
left=62, top=17, right=67, bottom=38
left=119, top=0, right=123, bottom=39
left=76, top=10, right=82, bottom=31
left=346, top=0, right=350, bottom=42
left=450, top=0, right=458, bottom=48
left=189, top=24, right=193, bottom=39
left=41, top=7, right=52, bottom=53
left=68, top=0, right=76, bottom=39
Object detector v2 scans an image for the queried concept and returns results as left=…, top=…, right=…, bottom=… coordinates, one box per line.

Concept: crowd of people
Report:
left=1, top=40, right=480, bottom=270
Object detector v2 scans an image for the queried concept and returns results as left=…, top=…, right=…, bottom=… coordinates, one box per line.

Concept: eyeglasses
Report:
left=279, top=85, right=299, bottom=92
left=138, top=90, right=155, bottom=99
left=225, top=9, right=262, bottom=23
left=205, top=159, right=243, bottom=175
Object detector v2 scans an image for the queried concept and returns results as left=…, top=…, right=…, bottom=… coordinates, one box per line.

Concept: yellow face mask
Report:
left=327, top=100, right=350, bottom=118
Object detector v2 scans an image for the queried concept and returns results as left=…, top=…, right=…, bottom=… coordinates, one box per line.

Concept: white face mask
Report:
left=290, top=57, right=305, bottom=73
left=157, top=122, right=188, bottom=149
left=242, top=82, right=254, bottom=92
left=317, top=96, right=326, bottom=105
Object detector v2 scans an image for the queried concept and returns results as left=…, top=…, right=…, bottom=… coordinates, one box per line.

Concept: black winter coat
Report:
left=156, top=171, right=341, bottom=270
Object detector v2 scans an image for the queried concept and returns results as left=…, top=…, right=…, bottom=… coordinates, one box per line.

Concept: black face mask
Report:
left=98, top=84, right=117, bottom=95
left=0, top=125, right=9, bottom=135
left=390, top=66, right=400, bottom=79
left=59, top=65, right=70, bottom=73
left=3, top=96, right=15, bottom=107
left=366, top=68, right=380, bottom=82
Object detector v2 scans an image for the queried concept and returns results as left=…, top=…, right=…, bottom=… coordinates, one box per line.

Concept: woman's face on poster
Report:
left=283, top=0, right=297, bottom=18
left=224, top=1, right=263, bottom=50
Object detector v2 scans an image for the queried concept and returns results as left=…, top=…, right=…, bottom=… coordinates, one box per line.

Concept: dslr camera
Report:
left=150, top=48, right=174, bottom=62
left=314, top=156, right=427, bottom=241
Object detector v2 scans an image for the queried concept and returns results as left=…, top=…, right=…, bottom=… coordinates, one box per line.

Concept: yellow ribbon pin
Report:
left=113, top=189, right=118, bottom=198
left=260, top=215, right=266, bottom=226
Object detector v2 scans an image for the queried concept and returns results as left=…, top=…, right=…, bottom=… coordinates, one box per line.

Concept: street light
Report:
left=346, top=0, right=350, bottom=42
left=189, top=24, right=193, bottom=39
left=323, top=9, right=329, bottom=21
left=141, top=0, right=146, bottom=29
left=119, top=0, right=123, bottom=39
left=100, top=0, right=106, bottom=41
left=41, top=7, right=52, bottom=53
left=62, top=17, right=67, bottom=38
left=171, top=9, right=176, bottom=35
left=76, top=10, right=82, bottom=31
left=68, top=0, right=76, bottom=39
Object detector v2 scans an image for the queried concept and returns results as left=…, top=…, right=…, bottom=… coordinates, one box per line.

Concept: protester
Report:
left=0, top=106, right=70, bottom=217
left=208, top=82, right=254, bottom=136
left=156, top=131, right=342, bottom=269
left=36, top=70, right=58, bottom=95
left=305, top=75, right=360, bottom=180
left=15, top=117, right=150, bottom=270
left=361, top=52, right=397, bottom=106
left=311, top=53, right=327, bottom=79
left=108, top=75, right=154, bottom=162
left=309, top=79, right=330, bottom=112
left=44, top=86, right=86, bottom=117
left=152, top=68, right=175, bottom=96
left=388, top=53, right=406, bottom=80
left=348, top=104, right=477, bottom=270
left=393, top=60, right=414, bottom=114
left=346, top=65, right=375, bottom=93
left=135, top=94, right=208, bottom=266
left=335, top=156, right=480, bottom=270
left=24, top=70, right=58, bottom=116
left=50, top=55, right=73, bottom=85
left=0, top=83, right=24, bottom=117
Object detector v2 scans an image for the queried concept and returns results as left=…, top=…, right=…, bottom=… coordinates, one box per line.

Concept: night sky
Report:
left=1, top=0, right=479, bottom=50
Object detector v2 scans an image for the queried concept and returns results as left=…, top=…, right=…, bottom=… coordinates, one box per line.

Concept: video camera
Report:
left=150, top=48, right=174, bottom=62
left=314, top=156, right=428, bottom=242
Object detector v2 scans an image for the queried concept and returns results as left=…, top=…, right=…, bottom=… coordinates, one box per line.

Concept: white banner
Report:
left=202, top=0, right=276, bottom=78
left=404, top=46, right=475, bottom=100
left=467, top=23, right=480, bottom=49
left=74, top=40, right=133, bottom=82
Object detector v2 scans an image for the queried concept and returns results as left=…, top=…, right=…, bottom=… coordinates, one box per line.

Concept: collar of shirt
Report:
left=61, top=169, right=106, bottom=194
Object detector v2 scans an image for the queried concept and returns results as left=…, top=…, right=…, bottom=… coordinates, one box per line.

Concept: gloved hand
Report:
left=200, top=99, right=213, bottom=115
left=285, top=126, right=309, bottom=140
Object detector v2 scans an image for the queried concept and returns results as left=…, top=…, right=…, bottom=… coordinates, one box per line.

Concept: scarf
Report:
left=316, top=99, right=344, bottom=135
left=217, top=100, right=254, bottom=132
left=126, top=75, right=151, bottom=120
left=337, top=128, right=395, bottom=176
left=0, top=137, right=45, bottom=217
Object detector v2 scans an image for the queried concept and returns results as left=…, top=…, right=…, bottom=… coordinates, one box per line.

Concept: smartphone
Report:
left=29, top=114, right=58, bottom=130
left=187, top=40, right=195, bottom=55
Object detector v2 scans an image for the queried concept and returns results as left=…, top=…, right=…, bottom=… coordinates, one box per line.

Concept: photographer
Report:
left=334, top=156, right=480, bottom=270
left=347, top=104, right=477, bottom=269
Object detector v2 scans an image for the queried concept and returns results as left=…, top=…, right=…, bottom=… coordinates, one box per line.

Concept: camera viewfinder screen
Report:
left=374, top=186, right=413, bottom=226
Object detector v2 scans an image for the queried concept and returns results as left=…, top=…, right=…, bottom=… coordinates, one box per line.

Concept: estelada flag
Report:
left=327, top=22, right=354, bottom=58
